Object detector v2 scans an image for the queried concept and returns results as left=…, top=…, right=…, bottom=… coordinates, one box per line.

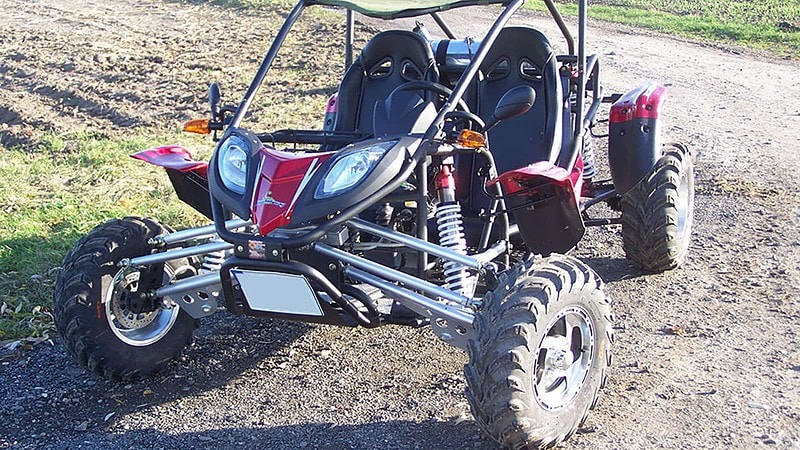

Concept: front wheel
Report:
left=465, top=255, right=613, bottom=449
left=53, top=217, right=198, bottom=381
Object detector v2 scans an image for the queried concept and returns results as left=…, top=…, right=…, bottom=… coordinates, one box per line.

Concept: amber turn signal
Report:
left=457, top=129, right=486, bottom=148
left=183, top=118, right=211, bottom=135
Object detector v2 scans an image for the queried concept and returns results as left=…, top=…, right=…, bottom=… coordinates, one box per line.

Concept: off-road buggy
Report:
left=53, top=0, right=694, bottom=447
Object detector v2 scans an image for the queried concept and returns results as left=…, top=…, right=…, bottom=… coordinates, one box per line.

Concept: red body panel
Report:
left=609, top=81, right=667, bottom=124
left=323, top=94, right=338, bottom=131
left=251, top=148, right=334, bottom=236
left=131, top=145, right=208, bottom=177
left=487, top=158, right=584, bottom=204
left=325, top=94, right=338, bottom=114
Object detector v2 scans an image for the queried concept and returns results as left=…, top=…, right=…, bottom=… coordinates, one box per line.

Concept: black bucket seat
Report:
left=333, top=30, right=439, bottom=137
left=459, top=27, right=566, bottom=218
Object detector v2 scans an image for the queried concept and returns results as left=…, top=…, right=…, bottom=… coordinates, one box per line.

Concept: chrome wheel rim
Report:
left=533, top=306, right=595, bottom=410
left=105, top=265, right=180, bottom=347
left=676, top=168, right=693, bottom=237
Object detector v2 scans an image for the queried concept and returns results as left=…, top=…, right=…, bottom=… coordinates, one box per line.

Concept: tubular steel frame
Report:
left=134, top=0, right=617, bottom=345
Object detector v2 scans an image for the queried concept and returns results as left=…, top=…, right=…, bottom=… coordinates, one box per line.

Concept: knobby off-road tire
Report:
left=581, top=132, right=596, bottom=181
left=53, top=217, right=197, bottom=381
left=621, top=143, right=695, bottom=272
left=465, top=255, right=613, bottom=449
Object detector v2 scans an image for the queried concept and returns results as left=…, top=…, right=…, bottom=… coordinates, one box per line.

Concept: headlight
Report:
left=315, top=140, right=397, bottom=199
left=218, top=134, right=249, bottom=194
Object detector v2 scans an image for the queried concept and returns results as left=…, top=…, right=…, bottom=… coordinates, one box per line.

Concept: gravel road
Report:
left=1, top=0, right=799, bottom=449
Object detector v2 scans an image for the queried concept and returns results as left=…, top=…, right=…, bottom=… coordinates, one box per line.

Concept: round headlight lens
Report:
left=218, top=135, right=249, bottom=194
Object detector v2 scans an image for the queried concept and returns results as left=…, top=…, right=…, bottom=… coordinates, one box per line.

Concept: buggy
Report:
left=53, top=0, right=695, bottom=447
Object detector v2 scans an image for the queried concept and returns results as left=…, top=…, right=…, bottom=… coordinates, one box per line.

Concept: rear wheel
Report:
left=621, top=143, right=694, bottom=272
left=465, top=255, right=613, bottom=449
left=53, top=217, right=198, bottom=381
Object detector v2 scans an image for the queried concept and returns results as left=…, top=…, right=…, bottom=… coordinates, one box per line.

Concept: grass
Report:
left=525, top=0, right=800, bottom=58
left=0, top=131, right=213, bottom=341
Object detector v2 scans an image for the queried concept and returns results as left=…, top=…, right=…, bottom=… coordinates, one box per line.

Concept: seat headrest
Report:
left=480, top=27, right=555, bottom=75
left=359, top=30, right=435, bottom=82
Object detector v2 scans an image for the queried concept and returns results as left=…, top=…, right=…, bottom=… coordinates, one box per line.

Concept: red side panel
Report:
left=609, top=82, right=667, bottom=124
left=131, top=145, right=208, bottom=177
left=487, top=159, right=584, bottom=204
left=251, top=148, right=334, bottom=236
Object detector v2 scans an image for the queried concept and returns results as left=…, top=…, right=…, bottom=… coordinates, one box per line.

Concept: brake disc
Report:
left=107, top=266, right=160, bottom=329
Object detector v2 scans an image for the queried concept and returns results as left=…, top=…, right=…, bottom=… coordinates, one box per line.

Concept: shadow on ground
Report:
left=38, top=420, right=501, bottom=450
left=0, top=314, right=313, bottom=448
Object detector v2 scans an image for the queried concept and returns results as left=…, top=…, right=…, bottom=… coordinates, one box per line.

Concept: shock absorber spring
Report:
left=200, top=239, right=229, bottom=273
left=434, top=163, right=475, bottom=299
left=582, top=133, right=596, bottom=181
left=436, top=201, right=472, bottom=296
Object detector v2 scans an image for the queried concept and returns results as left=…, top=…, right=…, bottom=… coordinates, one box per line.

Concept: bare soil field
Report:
left=1, top=0, right=799, bottom=449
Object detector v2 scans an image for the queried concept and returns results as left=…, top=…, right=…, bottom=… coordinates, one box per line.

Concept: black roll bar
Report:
left=565, top=0, right=588, bottom=172
left=345, top=9, right=354, bottom=71
left=543, top=0, right=575, bottom=56
left=430, top=12, right=457, bottom=39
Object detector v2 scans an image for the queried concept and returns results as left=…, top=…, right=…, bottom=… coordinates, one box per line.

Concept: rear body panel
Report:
left=608, top=81, right=666, bottom=194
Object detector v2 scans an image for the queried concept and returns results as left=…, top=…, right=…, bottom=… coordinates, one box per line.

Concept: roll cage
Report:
left=211, top=0, right=601, bottom=268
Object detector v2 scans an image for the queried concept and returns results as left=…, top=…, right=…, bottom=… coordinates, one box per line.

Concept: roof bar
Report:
left=543, top=0, right=575, bottom=56
left=430, top=12, right=457, bottom=39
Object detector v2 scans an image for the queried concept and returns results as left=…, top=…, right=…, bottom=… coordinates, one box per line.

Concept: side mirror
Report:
left=484, top=85, right=536, bottom=132
left=209, top=82, right=222, bottom=118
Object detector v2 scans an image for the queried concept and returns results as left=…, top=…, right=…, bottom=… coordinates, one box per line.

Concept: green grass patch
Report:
left=0, top=131, right=214, bottom=341
left=526, top=0, right=800, bottom=58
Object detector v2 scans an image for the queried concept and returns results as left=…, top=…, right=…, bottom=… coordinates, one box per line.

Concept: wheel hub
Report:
left=546, top=349, right=571, bottom=371
left=104, top=264, right=180, bottom=347
left=533, top=306, right=595, bottom=410
left=111, top=274, right=158, bottom=328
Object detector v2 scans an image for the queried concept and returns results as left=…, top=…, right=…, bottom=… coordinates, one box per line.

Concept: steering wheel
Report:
left=388, top=81, right=486, bottom=132
left=388, top=81, right=471, bottom=113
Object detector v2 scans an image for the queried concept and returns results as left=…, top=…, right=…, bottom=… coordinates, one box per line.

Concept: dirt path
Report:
left=1, top=1, right=799, bottom=449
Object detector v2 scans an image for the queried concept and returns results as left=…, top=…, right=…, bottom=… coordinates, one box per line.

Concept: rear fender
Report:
left=131, top=145, right=212, bottom=219
left=488, top=160, right=585, bottom=255
left=608, top=81, right=666, bottom=194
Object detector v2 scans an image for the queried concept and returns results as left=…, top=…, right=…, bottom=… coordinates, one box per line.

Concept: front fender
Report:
left=131, top=145, right=212, bottom=219
left=487, top=161, right=585, bottom=255
left=131, top=145, right=208, bottom=177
